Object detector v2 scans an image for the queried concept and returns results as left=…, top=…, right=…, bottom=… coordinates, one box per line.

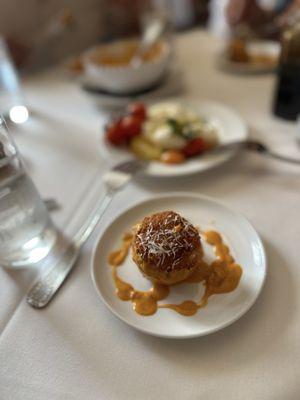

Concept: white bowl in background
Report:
left=217, top=40, right=280, bottom=75
left=83, top=39, right=171, bottom=94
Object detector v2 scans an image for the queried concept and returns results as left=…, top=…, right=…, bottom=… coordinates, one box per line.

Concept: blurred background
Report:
left=1, top=0, right=298, bottom=70
left=0, top=0, right=299, bottom=124
left=0, top=0, right=211, bottom=69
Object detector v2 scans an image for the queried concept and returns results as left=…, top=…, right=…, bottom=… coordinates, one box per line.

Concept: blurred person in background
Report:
left=210, top=0, right=300, bottom=37
left=226, top=0, right=300, bottom=28
left=0, top=0, right=209, bottom=70
left=0, top=0, right=151, bottom=69
left=0, top=0, right=107, bottom=69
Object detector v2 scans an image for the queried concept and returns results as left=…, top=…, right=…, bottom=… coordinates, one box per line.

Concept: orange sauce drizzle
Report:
left=108, top=230, right=242, bottom=316
left=108, top=232, right=170, bottom=315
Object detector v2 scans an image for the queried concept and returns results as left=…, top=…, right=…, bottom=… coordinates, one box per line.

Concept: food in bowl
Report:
left=107, top=210, right=243, bottom=316
left=66, top=56, right=84, bottom=74
left=227, top=39, right=250, bottom=63
left=227, top=38, right=279, bottom=67
left=83, top=39, right=171, bottom=93
left=132, top=211, right=203, bottom=285
left=87, top=40, right=165, bottom=67
left=105, top=102, right=218, bottom=164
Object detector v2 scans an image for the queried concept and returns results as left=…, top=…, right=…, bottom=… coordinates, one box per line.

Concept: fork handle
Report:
left=27, top=192, right=114, bottom=309
left=74, top=191, right=113, bottom=247
left=26, top=244, right=79, bottom=308
left=213, top=140, right=300, bottom=166
left=264, top=151, right=300, bottom=165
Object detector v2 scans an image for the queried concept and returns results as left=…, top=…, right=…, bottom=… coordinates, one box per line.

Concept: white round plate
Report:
left=99, top=101, right=248, bottom=177
left=91, top=193, right=266, bottom=339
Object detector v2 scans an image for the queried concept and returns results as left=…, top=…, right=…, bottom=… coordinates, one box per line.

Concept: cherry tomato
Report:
left=182, top=138, right=206, bottom=157
left=127, top=102, right=147, bottom=121
left=106, top=120, right=126, bottom=145
left=120, top=115, right=142, bottom=139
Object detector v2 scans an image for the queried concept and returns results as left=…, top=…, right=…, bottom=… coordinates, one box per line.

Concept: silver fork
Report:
left=209, top=140, right=300, bottom=165
left=26, top=159, right=145, bottom=309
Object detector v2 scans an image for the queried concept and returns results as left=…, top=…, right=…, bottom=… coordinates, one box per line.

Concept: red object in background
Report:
left=127, top=102, right=147, bottom=121
left=106, top=120, right=126, bottom=145
left=119, top=115, right=142, bottom=139
left=106, top=102, right=147, bottom=145
left=182, top=138, right=206, bottom=157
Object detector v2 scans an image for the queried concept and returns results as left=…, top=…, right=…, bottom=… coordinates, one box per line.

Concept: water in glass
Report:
left=0, top=154, right=57, bottom=268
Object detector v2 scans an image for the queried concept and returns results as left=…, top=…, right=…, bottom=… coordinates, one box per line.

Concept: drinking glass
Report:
left=0, top=117, right=57, bottom=268
left=0, top=36, right=28, bottom=123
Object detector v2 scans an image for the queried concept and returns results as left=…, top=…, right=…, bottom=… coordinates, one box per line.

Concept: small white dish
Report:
left=83, top=39, right=171, bottom=94
left=91, top=193, right=267, bottom=339
left=99, top=100, right=248, bottom=177
left=217, top=40, right=280, bottom=75
left=247, top=40, right=280, bottom=59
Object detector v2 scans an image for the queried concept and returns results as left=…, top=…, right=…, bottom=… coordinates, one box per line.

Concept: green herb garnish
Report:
left=167, top=118, right=199, bottom=140
left=166, top=118, right=183, bottom=136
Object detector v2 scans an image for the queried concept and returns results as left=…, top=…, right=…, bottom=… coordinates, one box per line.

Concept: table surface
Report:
left=1, top=30, right=300, bottom=400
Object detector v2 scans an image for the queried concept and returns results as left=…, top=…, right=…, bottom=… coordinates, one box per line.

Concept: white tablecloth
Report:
left=1, top=30, right=300, bottom=400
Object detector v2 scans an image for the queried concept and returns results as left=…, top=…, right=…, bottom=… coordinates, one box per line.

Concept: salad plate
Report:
left=99, top=100, right=248, bottom=177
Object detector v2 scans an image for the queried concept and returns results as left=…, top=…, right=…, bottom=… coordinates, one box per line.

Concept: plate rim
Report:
left=91, top=192, right=267, bottom=339
left=99, top=100, right=248, bottom=178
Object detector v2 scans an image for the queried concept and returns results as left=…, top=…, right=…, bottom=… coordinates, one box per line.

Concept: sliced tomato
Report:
left=127, top=102, right=147, bottom=121
left=182, top=138, right=206, bottom=157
